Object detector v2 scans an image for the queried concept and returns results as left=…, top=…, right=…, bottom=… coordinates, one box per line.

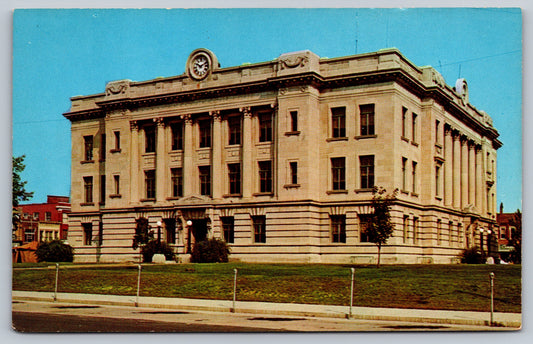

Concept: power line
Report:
left=439, top=50, right=521, bottom=67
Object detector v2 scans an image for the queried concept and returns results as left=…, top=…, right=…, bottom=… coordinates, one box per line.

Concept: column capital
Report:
left=210, top=110, right=221, bottom=121
left=154, top=117, right=165, bottom=127
left=181, top=114, right=193, bottom=124
left=460, top=134, right=469, bottom=144
left=130, top=120, right=138, bottom=131
left=444, top=124, right=453, bottom=135
left=452, top=129, right=461, bottom=140
left=240, top=107, right=252, bottom=117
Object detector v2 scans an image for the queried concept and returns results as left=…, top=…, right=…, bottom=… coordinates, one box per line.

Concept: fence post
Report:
left=349, top=267, right=355, bottom=318
left=232, top=268, right=238, bottom=313
left=135, top=263, right=142, bottom=307
left=490, top=272, right=495, bottom=326
left=53, top=263, right=59, bottom=301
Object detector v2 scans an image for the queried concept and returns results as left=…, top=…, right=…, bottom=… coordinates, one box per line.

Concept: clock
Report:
left=188, top=51, right=212, bottom=81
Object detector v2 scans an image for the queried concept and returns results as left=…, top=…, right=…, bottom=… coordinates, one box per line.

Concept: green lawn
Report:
left=12, top=263, right=521, bottom=313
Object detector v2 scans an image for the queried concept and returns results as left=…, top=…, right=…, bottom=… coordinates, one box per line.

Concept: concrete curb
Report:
left=12, top=291, right=521, bottom=328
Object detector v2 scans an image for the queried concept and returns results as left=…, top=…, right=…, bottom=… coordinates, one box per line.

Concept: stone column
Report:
left=130, top=121, right=139, bottom=204
left=475, top=145, right=483, bottom=213
left=468, top=141, right=476, bottom=207
left=241, top=107, right=253, bottom=198
left=461, top=136, right=469, bottom=210
left=155, top=117, right=166, bottom=203
left=444, top=126, right=453, bottom=206
left=211, top=111, right=222, bottom=199
left=182, top=115, right=194, bottom=196
left=452, top=131, right=461, bottom=209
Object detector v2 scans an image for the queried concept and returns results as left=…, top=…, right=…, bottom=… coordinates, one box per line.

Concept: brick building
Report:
left=64, top=48, right=501, bottom=263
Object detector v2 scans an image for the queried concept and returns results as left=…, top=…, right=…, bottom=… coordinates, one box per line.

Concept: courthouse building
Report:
left=64, top=48, right=501, bottom=263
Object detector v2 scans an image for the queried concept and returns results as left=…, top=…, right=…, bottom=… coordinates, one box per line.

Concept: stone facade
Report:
left=64, top=48, right=501, bottom=264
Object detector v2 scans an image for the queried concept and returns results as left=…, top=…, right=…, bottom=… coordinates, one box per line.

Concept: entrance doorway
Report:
left=187, top=218, right=208, bottom=253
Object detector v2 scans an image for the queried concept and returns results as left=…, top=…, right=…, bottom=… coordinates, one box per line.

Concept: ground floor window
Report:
left=221, top=216, right=235, bottom=243
left=82, top=223, right=93, bottom=246
left=359, top=214, right=372, bottom=243
left=252, top=215, right=266, bottom=243
left=330, top=215, right=346, bottom=243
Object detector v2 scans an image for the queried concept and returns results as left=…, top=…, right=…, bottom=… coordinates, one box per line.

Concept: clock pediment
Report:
left=186, top=49, right=219, bottom=81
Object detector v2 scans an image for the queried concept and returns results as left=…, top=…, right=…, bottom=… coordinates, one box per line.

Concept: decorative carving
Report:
left=210, top=110, right=221, bottom=121
left=279, top=88, right=287, bottom=95
left=105, top=80, right=130, bottom=96
left=181, top=114, right=193, bottom=124
left=154, top=117, right=165, bottom=127
left=130, top=121, right=138, bottom=131
left=279, top=55, right=309, bottom=70
left=240, top=107, right=252, bottom=118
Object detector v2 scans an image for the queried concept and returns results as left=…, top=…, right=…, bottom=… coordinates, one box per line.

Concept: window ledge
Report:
left=225, top=144, right=242, bottom=148
left=80, top=202, right=94, bottom=206
left=435, top=196, right=443, bottom=201
left=400, top=190, right=409, bottom=195
left=223, top=194, right=242, bottom=198
left=80, top=160, right=95, bottom=164
left=110, top=148, right=122, bottom=153
left=284, top=131, right=301, bottom=136
left=166, top=196, right=183, bottom=201
left=355, top=188, right=373, bottom=194
left=252, top=192, right=274, bottom=197
left=142, top=152, right=156, bottom=156
left=326, top=190, right=348, bottom=195
left=401, top=136, right=409, bottom=143
left=326, top=137, right=348, bottom=142
left=283, top=184, right=301, bottom=189
left=411, top=141, right=419, bottom=147
left=411, top=192, right=419, bottom=197
left=435, top=143, right=443, bottom=149
left=170, top=148, right=184, bottom=152
left=354, top=135, right=377, bottom=140
left=140, top=198, right=156, bottom=203
left=109, top=194, right=122, bottom=199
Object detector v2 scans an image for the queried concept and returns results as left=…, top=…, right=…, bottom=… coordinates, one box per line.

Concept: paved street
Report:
left=12, top=300, right=502, bottom=333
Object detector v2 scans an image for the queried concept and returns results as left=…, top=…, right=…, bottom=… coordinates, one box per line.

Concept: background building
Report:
left=64, top=48, right=501, bottom=264
left=13, top=195, right=71, bottom=245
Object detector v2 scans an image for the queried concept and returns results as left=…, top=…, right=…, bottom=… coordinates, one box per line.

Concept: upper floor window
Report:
left=113, top=131, right=121, bottom=151
left=199, top=119, right=212, bottom=148
left=290, top=111, right=298, bottom=132
left=83, top=135, right=93, bottom=161
left=33, top=212, right=39, bottom=221
left=402, top=157, right=408, bottom=191
left=330, top=215, right=346, bottom=243
left=331, top=107, right=346, bottom=138
left=171, top=168, right=183, bottom=198
left=199, top=165, right=211, bottom=196
left=100, top=134, right=106, bottom=161
left=360, top=104, right=375, bottom=136
left=435, top=120, right=440, bottom=145
left=228, top=163, right=241, bottom=195
left=290, top=161, right=298, bottom=185
left=228, top=116, right=242, bottom=145
left=331, top=157, right=346, bottom=190
left=359, top=155, right=375, bottom=189
left=259, top=112, right=272, bottom=142
left=412, top=113, right=418, bottom=143
left=145, top=170, right=156, bottom=199
left=45, top=212, right=51, bottom=222
left=401, top=107, right=408, bottom=138
left=171, top=122, right=183, bottom=150
left=145, top=126, right=156, bottom=153
left=258, top=161, right=272, bottom=193
left=412, top=161, right=418, bottom=194
left=113, top=175, right=120, bottom=195
left=83, top=176, right=93, bottom=203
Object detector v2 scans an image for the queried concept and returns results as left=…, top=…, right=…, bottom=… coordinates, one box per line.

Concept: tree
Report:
left=508, top=209, right=522, bottom=264
left=366, top=186, right=398, bottom=267
left=12, top=155, right=33, bottom=232
left=132, top=217, right=154, bottom=250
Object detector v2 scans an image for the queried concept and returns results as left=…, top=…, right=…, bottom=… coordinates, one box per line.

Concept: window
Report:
left=500, top=228, right=506, bottom=240
left=331, top=107, right=346, bottom=138
left=100, top=175, right=105, bottom=204
left=290, top=111, right=298, bottom=132
left=171, top=168, right=183, bottom=198
left=114, top=175, right=120, bottom=195
left=413, top=217, right=419, bottom=244
left=435, top=120, right=440, bottom=144
left=448, top=221, right=453, bottom=246
left=100, top=134, right=106, bottom=161
left=403, top=215, right=409, bottom=243
left=259, top=112, right=273, bottom=142
left=228, top=163, right=241, bottom=195
left=435, top=164, right=441, bottom=197
left=171, top=123, right=183, bottom=150
left=330, top=215, right=346, bottom=243
left=221, top=216, right=235, bottom=243
left=24, top=230, right=35, bottom=243
left=402, top=158, right=408, bottom=191
left=84, top=135, right=93, bottom=161
left=82, top=223, right=92, bottom=246
left=114, top=131, right=121, bottom=150
left=360, top=155, right=375, bottom=189
left=199, top=119, right=212, bottom=148
left=45, top=212, right=51, bottom=222
left=412, top=113, right=418, bottom=143
left=145, top=170, right=156, bottom=199
left=33, top=212, right=39, bottom=221
left=252, top=215, right=266, bottom=243
left=401, top=107, right=408, bottom=138
left=145, top=126, right=156, bottom=153
left=165, top=219, right=176, bottom=244
left=331, top=157, right=346, bottom=190
left=84, top=176, right=93, bottom=203
left=258, top=161, right=272, bottom=193
left=412, top=161, right=417, bottom=194
left=360, top=104, right=375, bottom=136
left=437, top=219, right=442, bottom=245
left=228, top=116, right=241, bottom=145
left=359, top=214, right=371, bottom=243
left=199, top=166, right=211, bottom=196
left=290, top=161, right=298, bottom=185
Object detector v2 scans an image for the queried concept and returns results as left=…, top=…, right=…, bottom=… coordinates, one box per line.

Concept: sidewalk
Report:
left=12, top=290, right=521, bottom=328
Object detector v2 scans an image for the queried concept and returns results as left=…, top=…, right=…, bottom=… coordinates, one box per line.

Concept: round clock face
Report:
left=190, top=53, right=211, bottom=80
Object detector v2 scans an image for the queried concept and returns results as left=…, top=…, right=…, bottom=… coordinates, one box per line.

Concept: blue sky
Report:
left=12, top=8, right=522, bottom=211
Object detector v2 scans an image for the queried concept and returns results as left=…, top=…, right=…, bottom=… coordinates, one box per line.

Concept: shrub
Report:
left=191, top=238, right=230, bottom=263
left=460, top=246, right=486, bottom=264
left=35, top=240, right=74, bottom=262
left=141, top=240, right=175, bottom=263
